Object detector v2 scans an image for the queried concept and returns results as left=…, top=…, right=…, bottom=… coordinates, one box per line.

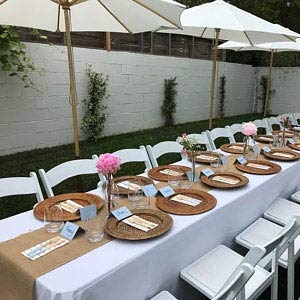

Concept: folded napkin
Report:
left=212, top=176, right=240, bottom=185
left=196, top=154, right=218, bottom=161
left=56, top=200, right=83, bottom=213
left=117, top=181, right=141, bottom=191
left=171, top=194, right=202, bottom=207
left=246, top=163, right=271, bottom=170
left=272, top=152, right=294, bottom=158
left=229, top=145, right=243, bottom=150
left=258, top=137, right=273, bottom=142
left=159, top=169, right=184, bottom=176
left=122, top=215, right=158, bottom=232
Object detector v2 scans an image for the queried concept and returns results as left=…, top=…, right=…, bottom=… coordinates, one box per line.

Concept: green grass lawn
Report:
left=0, top=113, right=264, bottom=220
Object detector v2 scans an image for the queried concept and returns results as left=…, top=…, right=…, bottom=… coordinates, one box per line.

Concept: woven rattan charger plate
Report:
left=188, top=151, right=221, bottom=164
left=272, top=130, right=295, bottom=138
left=254, top=135, right=274, bottom=144
left=111, top=176, right=154, bottom=195
left=156, top=189, right=217, bottom=215
left=34, top=193, right=104, bottom=221
left=148, top=165, right=191, bottom=182
left=288, top=143, right=300, bottom=151
left=201, top=172, right=249, bottom=189
left=105, top=209, right=173, bottom=240
left=263, top=148, right=300, bottom=161
left=235, top=159, right=281, bottom=175
left=220, top=143, right=244, bottom=154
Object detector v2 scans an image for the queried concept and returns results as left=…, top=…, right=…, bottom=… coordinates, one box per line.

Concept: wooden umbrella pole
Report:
left=209, top=28, right=220, bottom=130
left=264, top=50, right=274, bottom=117
left=106, top=32, right=111, bottom=51
left=63, top=6, right=80, bottom=158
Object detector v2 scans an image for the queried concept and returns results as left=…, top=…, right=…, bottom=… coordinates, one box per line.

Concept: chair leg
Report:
left=287, top=245, right=295, bottom=300
left=236, top=287, right=245, bottom=300
left=271, top=271, right=278, bottom=300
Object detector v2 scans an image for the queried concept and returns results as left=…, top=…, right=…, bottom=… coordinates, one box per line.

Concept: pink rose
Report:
left=242, top=122, right=257, bottom=136
left=96, top=153, right=121, bottom=176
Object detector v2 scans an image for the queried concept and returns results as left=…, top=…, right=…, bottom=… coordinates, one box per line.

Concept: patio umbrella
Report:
left=158, top=0, right=300, bottom=129
left=218, top=39, right=300, bottom=117
left=0, top=0, right=185, bottom=158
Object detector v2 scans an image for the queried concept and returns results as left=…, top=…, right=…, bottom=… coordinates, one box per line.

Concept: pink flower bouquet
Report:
left=242, top=122, right=257, bottom=136
left=96, top=153, right=121, bottom=176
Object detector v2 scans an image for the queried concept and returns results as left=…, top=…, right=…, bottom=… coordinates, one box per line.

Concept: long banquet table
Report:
left=0, top=154, right=300, bottom=300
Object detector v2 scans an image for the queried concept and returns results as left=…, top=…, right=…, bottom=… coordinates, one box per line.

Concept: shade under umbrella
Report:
left=219, top=38, right=300, bottom=116
left=159, top=0, right=300, bottom=129
left=0, top=0, right=185, bottom=157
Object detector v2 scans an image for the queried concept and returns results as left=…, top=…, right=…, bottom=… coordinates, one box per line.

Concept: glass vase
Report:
left=191, top=151, right=197, bottom=183
left=102, top=174, right=113, bottom=216
left=280, top=128, right=286, bottom=148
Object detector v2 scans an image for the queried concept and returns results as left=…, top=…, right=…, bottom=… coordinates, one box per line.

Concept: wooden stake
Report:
left=63, top=7, right=80, bottom=158
left=209, top=29, right=220, bottom=130
left=106, top=32, right=111, bottom=51
left=264, top=50, right=274, bottom=117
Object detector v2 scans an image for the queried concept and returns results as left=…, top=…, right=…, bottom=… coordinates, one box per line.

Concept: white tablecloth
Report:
left=0, top=157, right=299, bottom=300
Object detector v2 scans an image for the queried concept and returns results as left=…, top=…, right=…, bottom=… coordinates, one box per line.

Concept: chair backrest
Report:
left=212, top=263, right=255, bottom=300
left=226, top=124, right=243, bottom=136
left=39, top=157, right=99, bottom=197
left=146, top=141, right=183, bottom=168
left=293, top=112, right=300, bottom=125
left=206, top=127, right=235, bottom=150
left=253, top=119, right=272, bottom=134
left=186, top=133, right=212, bottom=151
left=0, top=172, right=44, bottom=203
left=267, top=116, right=283, bottom=130
left=113, top=146, right=152, bottom=172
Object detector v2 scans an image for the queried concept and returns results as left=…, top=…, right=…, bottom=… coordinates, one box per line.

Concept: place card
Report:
left=272, top=152, right=294, bottom=158
left=220, top=156, right=228, bottom=166
left=252, top=144, right=260, bottom=155
left=111, top=206, right=132, bottom=221
left=201, top=168, right=214, bottom=177
left=262, top=146, right=271, bottom=153
left=196, top=154, right=218, bottom=161
left=248, top=139, right=257, bottom=147
left=56, top=200, right=83, bottom=214
left=21, top=236, right=69, bottom=261
left=122, top=215, right=158, bottom=232
left=235, top=156, right=247, bottom=165
left=117, top=181, right=141, bottom=191
left=159, top=169, right=184, bottom=176
left=80, top=204, right=97, bottom=221
left=159, top=186, right=175, bottom=197
left=171, top=194, right=202, bottom=207
left=212, top=176, right=240, bottom=185
left=142, top=184, right=158, bottom=197
left=61, top=221, right=80, bottom=240
left=287, top=138, right=296, bottom=145
left=246, top=163, right=271, bottom=170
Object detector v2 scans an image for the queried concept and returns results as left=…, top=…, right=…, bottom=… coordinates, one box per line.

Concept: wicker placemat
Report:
left=34, top=193, right=104, bottom=221
left=254, top=135, right=274, bottom=144
left=288, top=143, right=300, bottom=151
left=220, top=143, right=244, bottom=154
left=105, top=209, right=173, bottom=240
left=148, top=165, right=191, bottom=182
left=156, top=189, right=217, bottom=215
left=235, top=159, right=281, bottom=175
left=111, top=176, right=154, bottom=195
left=188, top=151, right=221, bottom=164
left=272, top=130, right=295, bottom=138
left=263, top=148, right=300, bottom=161
left=201, top=172, right=249, bottom=189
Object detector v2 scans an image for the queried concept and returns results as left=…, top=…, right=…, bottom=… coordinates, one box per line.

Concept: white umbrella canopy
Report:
left=158, top=0, right=300, bottom=129
left=219, top=39, right=300, bottom=117
left=0, top=0, right=185, bottom=157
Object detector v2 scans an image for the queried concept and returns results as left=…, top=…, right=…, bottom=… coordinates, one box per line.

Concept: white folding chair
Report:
left=113, top=146, right=152, bottom=172
left=0, top=172, right=44, bottom=204
left=253, top=119, right=272, bottom=135
left=150, top=291, right=178, bottom=300
left=39, top=156, right=100, bottom=197
left=291, top=190, right=300, bottom=203
left=146, top=141, right=183, bottom=168
left=186, top=133, right=213, bottom=151
left=206, top=127, right=235, bottom=150
left=267, top=117, right=283, bottom=131
left=292, top=112, right=300, bottom=125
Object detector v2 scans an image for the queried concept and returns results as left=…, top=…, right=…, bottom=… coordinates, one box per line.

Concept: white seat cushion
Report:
left=151, top=291, right=178, bottom=300
left=180, top=245, right=270, bottom=299
left=263, top=197, right=300, bottom=226
left=236, top=218, right=300, bottom=268
left=291, top=191, right=300, bottom=203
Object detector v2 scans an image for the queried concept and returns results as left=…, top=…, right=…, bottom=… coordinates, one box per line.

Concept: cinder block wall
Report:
left=0, top=43, right=255, bottom=155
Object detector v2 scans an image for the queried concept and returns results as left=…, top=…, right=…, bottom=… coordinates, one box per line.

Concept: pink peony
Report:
left=242, top=122, right=257, bottom=136
left=96, top=153, right=121, bottom=176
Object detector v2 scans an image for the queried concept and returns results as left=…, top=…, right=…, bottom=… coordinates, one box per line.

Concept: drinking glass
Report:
left=44, top=205, right=64, bottom=233
left=210, top=158, right=221, bottom=171
left=168, top=166, right=181, bottom=187
left=136, top=190, right=150, bottom=209
left=85, top=213, right=105, bottom=243
left=180, top=179, right=193, bottom=189
left=127, top=180, right=143, bottom=209
left=110, top=182, right=120, bottom=210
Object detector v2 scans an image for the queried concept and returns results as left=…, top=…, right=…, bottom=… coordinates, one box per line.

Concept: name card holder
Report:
left=234, top=156, right=247, bottom=165
left=261, top=146, right=271, bottom=153
left=159, top=186, right=175, bottom=198
left=201, top=168, right=214, bottom=177
left=61, top=222, right=80, bottom=240
left=111, top=207, right=132, bottom=221
left=142, top=184, right=158, bottom=197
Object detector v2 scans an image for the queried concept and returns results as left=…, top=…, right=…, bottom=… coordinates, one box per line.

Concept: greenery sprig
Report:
left=161, top=77, right=177, bottom=127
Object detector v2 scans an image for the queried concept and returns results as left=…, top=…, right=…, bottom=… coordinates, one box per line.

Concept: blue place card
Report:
left=235, top=156, right=247, bottom=164
left=142, top=184, right=158, bottom=197
left=61, top=221, right=79, bottom=240
left=288, top=138, right=296, bottom=145
left=248, top=139, right=257, bottom=147
left=80, top=204, right=97, bottom=221
left=220, top=156, right=228, bottom=166
left=262, top=146, right=271, bottom=153
left=201, top=168, right=214, bottom=177
left=186, top=170, right=199, bottom=182
left=159, top=186, right=175, bottom=197
left=252, top=144, right=260, bottom=155
left=111, top=206, right=132, bottom=221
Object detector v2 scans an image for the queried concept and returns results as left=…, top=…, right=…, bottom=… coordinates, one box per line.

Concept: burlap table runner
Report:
left=0, top=151, right=265, bottom=300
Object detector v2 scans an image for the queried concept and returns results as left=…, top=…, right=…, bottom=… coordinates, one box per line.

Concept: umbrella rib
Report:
left=244, top=31, right=254, bottom=46
left=0, top=0, right=8, bottom=5
left=283, top=34, right=297, bottom=42
left=97, top=0, right=133, bottom=34
left=132, top=0, right=182, bottom=29
left=200, top=27, right=207, bottom=38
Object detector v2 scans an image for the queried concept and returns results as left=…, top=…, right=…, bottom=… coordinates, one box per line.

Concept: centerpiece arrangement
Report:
left=96, top=153, right=121, bottom=214
left=176, top=133, right=204, bottom=182
left=279, top=116, right=292, bottom=148
left=242, top=122, right=258, bottom=159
